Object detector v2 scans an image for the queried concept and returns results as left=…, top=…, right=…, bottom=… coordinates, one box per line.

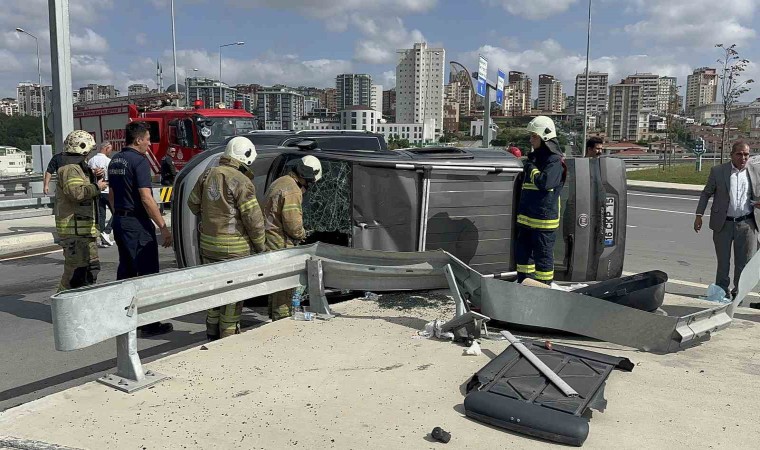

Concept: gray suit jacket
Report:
left=696, top=162, right=760, bottom=231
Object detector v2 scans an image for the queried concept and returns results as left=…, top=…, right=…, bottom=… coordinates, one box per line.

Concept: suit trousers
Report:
left=713, top=218, right=758, bottom=295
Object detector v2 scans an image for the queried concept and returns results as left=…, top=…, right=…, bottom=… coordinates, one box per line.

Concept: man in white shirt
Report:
left=88, top=141, right=115, bottom=247
left=695, top=141, right=760, bottom=298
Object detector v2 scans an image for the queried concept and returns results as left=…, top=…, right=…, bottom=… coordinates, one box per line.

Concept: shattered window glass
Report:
left=303, top=160, right=352, bottom=236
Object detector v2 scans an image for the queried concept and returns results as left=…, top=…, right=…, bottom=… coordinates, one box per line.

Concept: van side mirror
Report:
left=296, top=139, right=318, bottom=151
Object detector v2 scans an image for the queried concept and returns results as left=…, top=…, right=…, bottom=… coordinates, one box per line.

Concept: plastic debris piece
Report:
left=705, top=284, right=731, bottom=304
left=363, top=291, right=380, bottom=301
left=464, top=341, right=482, bottom=356
left=431, top=427, right=451, bottom=444
left=417, top=320, right=455, bottom=340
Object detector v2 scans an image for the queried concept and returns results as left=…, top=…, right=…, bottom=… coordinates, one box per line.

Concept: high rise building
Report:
left=537, top=74, right=563, bottom=113
left=686, top=67, right=717, bottom=117
left=395, top=42, right=445, bottom=133
left=16, top=82, right=49, bottom=117
left=657, top=76, right=678, bottom=114
left=382, top=88, right=396, bottom=119
left=185, top=78, right=237, bottom=109
left=370, top=84, right=383, bottom=113
left=504, top=71, right=532, bottom=117
left=607, top=83, right=644, bottom=142
left=128, top=84, right=150, bottom=96
left=256, top=87, right=305, bottom=130
left=235, top=84, right=262, bottom=111
left=335, top=74, right=372, bottom=111
left=623, top=73, right=660, bottom=112
left=76, top=84, right=119, bottom=102
left=318, top=88, right=338, bottom=112
left=574, top=72, right=608, bottom=117
left=0, top=98, right=19, bottom=116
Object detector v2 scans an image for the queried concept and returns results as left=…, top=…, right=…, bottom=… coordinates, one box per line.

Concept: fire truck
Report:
left=73, top=93, right=256, bottom=174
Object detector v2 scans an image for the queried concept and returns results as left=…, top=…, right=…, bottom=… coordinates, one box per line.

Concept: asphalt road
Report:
left=0, top=244, right=269, bottom=412
left=0, top=190, right=731, bottom=412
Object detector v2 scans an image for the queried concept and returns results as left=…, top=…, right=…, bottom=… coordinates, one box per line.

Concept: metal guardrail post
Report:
left=307, top=258, right=333, bottom=317
left=97, top=330, right=168, bottom=393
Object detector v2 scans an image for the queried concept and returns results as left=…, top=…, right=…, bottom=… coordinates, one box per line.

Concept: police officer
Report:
left=515, top=116, right=566, bottom=285
left=55, top=130, right=108, bottom=292
left=108, top=121, right=173, bottom=336
left=263, top=155, right=322, bottom=321
left=188, top=137, right=266, bottom=340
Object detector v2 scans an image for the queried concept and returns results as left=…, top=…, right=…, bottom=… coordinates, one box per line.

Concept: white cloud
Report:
left=70, top=29, right=109, bottom=54
left=381, top=70, right=396, bottom=88
left=135, top=33, right=148, bottom=46
left=0, top=50, right=23, bottom=73
left=352, top=16, right=426, bottom=64
left=486, top=0, right=577, bottom=20
left=623, top=0, right=757, bottom=48
left=223, top=0, right=437, bottom=19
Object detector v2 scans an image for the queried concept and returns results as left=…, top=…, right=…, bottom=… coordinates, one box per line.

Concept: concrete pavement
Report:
left=1, top=292, right=759, bottom=449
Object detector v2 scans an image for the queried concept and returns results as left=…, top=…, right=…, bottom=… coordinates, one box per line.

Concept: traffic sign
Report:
left=476, top=55, right=488, bottom=98
left=693, top=137, right=706, bottom=156
left=495, top=69, right=505, bottom=106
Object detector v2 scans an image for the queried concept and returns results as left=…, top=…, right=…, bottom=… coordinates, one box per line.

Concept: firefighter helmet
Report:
left=293, top=155, right=322, bottom=184
left=224, top=136, right=257, bottom=167
left=63, top=130, right=96, bottom=155
left=526, top=116, right=557, bottom=141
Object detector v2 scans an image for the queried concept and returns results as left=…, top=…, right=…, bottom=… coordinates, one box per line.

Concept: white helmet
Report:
left=64, top=130, right=96, bottom=155
left=294, top=155, right=322, bottom=184
left=526, top=116, right=557, bottom=141
left=224, top=136, right=257, bottom=167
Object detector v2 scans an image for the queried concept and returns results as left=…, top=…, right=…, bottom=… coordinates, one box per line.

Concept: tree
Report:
left=0, top=114, right=53, bottom=153
left=716, top=43, right=754, bottom=163
left=738, top=117, right=751, bottom=135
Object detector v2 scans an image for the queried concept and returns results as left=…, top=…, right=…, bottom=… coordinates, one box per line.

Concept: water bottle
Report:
left=291, top=289, right=303, bottom=319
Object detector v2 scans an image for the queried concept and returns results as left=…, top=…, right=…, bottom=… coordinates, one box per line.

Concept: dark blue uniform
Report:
left=515, top=139, right=565, bottom=284
left=108, top=147, right=159, bottom=279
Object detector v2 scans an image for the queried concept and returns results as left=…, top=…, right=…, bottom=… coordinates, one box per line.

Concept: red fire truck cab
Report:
left=73, top=93, right=256, bottom=175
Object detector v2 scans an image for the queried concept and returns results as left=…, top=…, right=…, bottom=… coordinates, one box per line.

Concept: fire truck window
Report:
left=140, top=121, right=160, bottom=144
left=183, top=119, right=195, bottom=147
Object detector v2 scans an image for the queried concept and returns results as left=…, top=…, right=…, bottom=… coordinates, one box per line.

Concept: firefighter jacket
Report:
left=188, top=156, right=266, bottom=260
left=263, top=173, right=306, bottom=251
left=56, top=157, right=100, bottom=238
left=517, top=138, right=565, bottom=230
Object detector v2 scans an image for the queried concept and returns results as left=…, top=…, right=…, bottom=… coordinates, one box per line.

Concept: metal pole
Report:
left=582, top=0, right=592, bottom=156
left=170, top=0, right=178, bottom=106
left=35, top=38, right=46, bottom=146
left=482, top=84, right=491, bottom=147
left=219, top=46, right=222, bottom=82
left=48, top=0, right=74, bottom=153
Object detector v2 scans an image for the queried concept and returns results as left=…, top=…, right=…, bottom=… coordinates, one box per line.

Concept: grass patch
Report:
left=627, top=163, right=714, bottom=185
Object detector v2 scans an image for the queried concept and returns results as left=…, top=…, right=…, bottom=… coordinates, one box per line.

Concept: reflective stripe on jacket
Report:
left=188, top=156, right=266, bottom=260
left=263, top=173, right=305, bottom=251
left=517, top=139, right=565, bottom=230
left=55, top=163, right=100, bottom=238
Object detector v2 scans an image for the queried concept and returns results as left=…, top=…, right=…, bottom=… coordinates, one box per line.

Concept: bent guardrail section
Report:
left=51, top=243, right=758, bottom=393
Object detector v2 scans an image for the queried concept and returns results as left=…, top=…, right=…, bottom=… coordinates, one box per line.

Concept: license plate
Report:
left=604, top=196, right=615, bottom=247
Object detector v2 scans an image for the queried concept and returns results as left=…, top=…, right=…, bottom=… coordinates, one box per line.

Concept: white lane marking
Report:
left=626, top=225, right=638, bottom=228
left=622, top=271, right=760, bottom=298
left=0, top=248, right=62, bottom=262
left=628, top=192, right=700, bottom=201
left=629, top=206, right=706, bottom=216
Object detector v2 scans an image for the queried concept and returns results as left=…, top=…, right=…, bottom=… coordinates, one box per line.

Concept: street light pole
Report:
left=170, top=0, right=178, bottom=106
left=219, top=41, right=245, bottom=82
left=582, top=0, right=592, bottom=156
left=16, top=28, right=46, bottom=145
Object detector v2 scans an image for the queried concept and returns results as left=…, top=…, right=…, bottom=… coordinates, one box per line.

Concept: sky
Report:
left=0, top=0, right=758, bottom=101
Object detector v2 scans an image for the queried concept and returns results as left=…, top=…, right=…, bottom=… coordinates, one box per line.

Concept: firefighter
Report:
left=56, top=130, right=108, bottom=292
left=188, top=137, right=266, bottom=340
left=263, top=155, right=323, bottom=321
left=515, top=116, right=566, bottom=285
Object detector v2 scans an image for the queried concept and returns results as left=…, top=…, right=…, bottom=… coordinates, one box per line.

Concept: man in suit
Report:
left=695, top=141, right=760, bottom=298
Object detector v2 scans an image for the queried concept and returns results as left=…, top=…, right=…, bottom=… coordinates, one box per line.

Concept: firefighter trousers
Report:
left=202, top=255, right=244, bottom=339
left=515, top=225, right=557, bottom=284
left=58, top=237, right=100, bottom=292
left=269, top=289, right=294, bottom=322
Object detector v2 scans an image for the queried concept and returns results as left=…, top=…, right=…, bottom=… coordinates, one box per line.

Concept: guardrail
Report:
left=51, top=243, right=752, bottom=393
